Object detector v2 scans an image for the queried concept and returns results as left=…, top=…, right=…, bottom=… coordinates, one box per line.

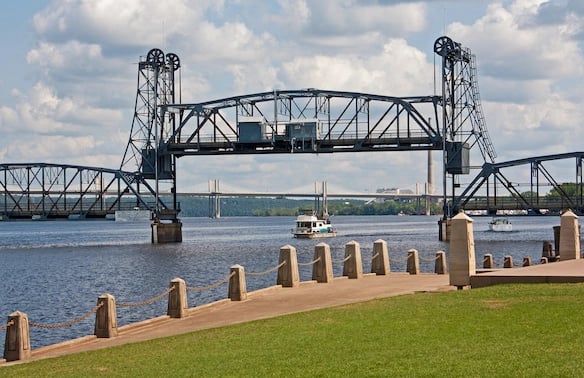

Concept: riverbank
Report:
left=0, top=215, right=562, bottom=355
left=2, top=282, right=583, bottom=376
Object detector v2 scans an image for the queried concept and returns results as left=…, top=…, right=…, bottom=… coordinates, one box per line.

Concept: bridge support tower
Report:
left=438, top=218, right=451, bottom=241
left=152, top=220, right=183, bottom=243
left=121, top=48, right=183, bottom=243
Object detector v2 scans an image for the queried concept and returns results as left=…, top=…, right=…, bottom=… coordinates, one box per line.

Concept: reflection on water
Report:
left=0, top=215, right=565, bottom=353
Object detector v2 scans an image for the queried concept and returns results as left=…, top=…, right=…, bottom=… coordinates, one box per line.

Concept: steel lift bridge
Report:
left=115, top=36, right=497, bottom=241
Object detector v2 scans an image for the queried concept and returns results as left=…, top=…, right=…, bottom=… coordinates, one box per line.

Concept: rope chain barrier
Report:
left=298, top=256, right=321, bottom=266
left=419, top=255, right=439, bottom=263
left=118, top=287, right=175, bottom=308
left=29, top=302, right=104, bottom=330
left=0, top=319, right=15, bottom=331
left=388, top=256, right=407, bottom=263
left=247, top=261, right=287, bottom=277
left=332, top=255, right=353, bottom=264
left=363, top=252, right=380, bottom=263
left=187, top=272, right=235, bottom=292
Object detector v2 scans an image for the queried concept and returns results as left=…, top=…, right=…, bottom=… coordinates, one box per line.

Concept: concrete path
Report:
left=3, top=273, right=453, bottom=365
left=471, top=259, right=584, bottom=287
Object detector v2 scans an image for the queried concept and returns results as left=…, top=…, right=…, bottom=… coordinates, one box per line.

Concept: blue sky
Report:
left=0, top=1, right=582, bottom=194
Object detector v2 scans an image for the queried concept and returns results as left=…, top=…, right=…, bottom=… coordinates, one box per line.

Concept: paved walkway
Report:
left=3, top=273, right=453, bottom=365
left=471, top=259, right=584, bottom=287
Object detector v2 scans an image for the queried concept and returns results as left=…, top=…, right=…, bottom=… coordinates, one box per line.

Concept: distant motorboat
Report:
left=292, top=211, right=336, bottom=239
left=489, top=217, right=512, bottom=232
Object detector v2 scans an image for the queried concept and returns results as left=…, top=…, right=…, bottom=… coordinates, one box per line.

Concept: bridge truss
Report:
left=161, top=90, right=443, bottom=155
left=0, top=164, right=168, bottom=220
left=452, top=152, right=584, bottom=215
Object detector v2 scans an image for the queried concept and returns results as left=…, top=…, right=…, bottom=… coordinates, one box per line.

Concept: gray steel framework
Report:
left=160, top=90, right=443, bottom=155
left=433, top=36, right=496, bottom=217
left=120, top=48, right=181, bottom=220
left=452, top=152, right=584, bottom=215
left=0, top=163, right=168, bottom=219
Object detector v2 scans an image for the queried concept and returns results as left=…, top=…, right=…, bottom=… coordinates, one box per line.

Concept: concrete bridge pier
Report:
left=438, top=218, right=451, bottom=241
left=151, top=220, right=183, bottom=243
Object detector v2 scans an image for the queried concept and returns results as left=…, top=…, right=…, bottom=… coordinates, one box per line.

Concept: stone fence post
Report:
left=449, top=212, right=476, bottom=288
left=167, top=278, right=188, bottom=318
left=483, top=254, right=494, bottom=269
left=95, top=294, right=117, bottom=338
left=228, top=265, right=247, bottom=301
left=406, top=249, right=420, bottom=275
left=343, top=240, right=363, bottom=279
left=3, top=311, right=31, bottom=362
left=371, top=239, right=390, bottom=275
left=435, top=251, right=447, bottom=274
left=312, top=243, right=333, bottom=283
left=277, top=245, right=300, bottom=288
left=560, top=209, right=580, bottom=260
left=503, top=256, right=513, bottom=268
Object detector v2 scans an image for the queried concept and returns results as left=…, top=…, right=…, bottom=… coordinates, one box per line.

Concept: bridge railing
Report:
left=171, top=129, right=434, bottom=145
left=456, top=196, right=582, bottom=214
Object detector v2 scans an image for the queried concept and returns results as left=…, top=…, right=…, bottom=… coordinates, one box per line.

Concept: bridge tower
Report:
left=434, top=36, right=497, bottom=222
left=120, top=48, right=183, bottom=242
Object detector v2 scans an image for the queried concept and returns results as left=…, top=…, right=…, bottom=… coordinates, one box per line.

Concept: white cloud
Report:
left=32, top=0, right=206, bottom=49
left=448, top=1, right=584, bottom=82
left=301, top=1, right=427, bottom=36
left=0, top=81, right=125, bottom=166
left=281, top=38, right=433, bottom=95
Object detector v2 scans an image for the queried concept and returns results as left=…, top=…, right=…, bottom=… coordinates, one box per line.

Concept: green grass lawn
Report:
left=2, top=283, right=584, bottom=377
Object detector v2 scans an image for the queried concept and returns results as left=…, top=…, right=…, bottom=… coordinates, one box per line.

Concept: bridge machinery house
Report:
left=235, top=116, right=321, bottom=152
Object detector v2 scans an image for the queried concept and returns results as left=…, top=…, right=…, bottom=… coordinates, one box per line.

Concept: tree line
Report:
left=172, top=195, right=442, bottom=217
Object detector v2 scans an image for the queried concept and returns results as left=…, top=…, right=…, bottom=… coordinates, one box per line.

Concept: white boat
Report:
left=489, top=217, right=512, bottom=232
left=292, top=211, right=336, bottom=239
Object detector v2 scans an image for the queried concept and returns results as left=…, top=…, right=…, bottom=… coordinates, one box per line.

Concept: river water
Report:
left=0, top=215, right=564, bottom=354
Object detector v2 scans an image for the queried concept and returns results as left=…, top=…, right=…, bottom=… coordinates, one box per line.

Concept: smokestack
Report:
left=425, top=151, right=434, bottom=216
left=427, top=150, right=434, bottom=195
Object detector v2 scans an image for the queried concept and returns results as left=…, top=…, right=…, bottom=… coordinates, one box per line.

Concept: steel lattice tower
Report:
left=121, top=48, right=180, bottom=174
left=434, top=36, right=496, bottom=217
left=120, top=48, right=181, bottom=216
